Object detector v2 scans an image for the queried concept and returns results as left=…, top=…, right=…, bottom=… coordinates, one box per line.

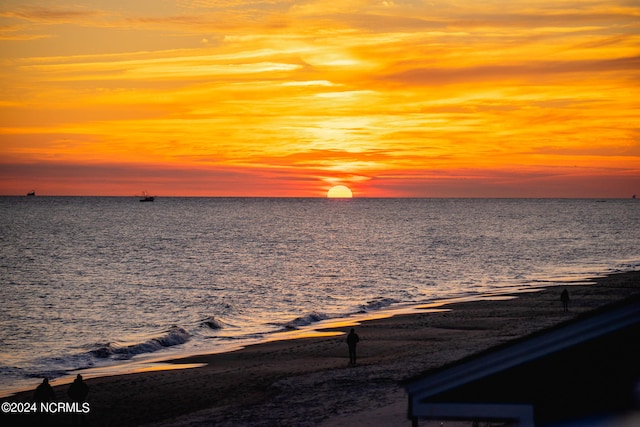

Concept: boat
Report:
left=139, top=191, right=155, bottom=202
left=27, top=191, right=35, bottom=196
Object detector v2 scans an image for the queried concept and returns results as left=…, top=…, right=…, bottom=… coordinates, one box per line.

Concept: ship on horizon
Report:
left=139, top=191, right=155, bottom=202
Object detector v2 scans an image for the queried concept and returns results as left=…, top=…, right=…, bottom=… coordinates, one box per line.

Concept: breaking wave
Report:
left=282, top=312, right=329, bottom=330
left=200, top=316, right=224, bottom=330
left=90, top=326, right=191, bottom=359
left=360, top=297, right=399, bottom=312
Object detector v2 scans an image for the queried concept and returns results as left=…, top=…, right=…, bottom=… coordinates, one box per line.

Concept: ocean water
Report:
left=1, top=197, right=639, bottom=394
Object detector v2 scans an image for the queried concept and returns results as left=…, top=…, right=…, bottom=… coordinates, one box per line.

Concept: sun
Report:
left=327, top=185, right=353, bottom=198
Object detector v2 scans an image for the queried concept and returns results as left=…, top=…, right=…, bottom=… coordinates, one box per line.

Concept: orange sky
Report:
left=1, top=0, right=639, bottom=197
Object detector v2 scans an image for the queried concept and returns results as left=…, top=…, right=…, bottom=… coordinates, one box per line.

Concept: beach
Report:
left=2, top=271, right=639, bottom=426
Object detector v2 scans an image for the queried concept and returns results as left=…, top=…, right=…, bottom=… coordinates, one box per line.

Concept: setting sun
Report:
left=327, top=185, right=353, bottom=199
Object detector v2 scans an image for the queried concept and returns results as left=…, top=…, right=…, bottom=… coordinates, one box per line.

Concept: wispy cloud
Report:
left=2, top=6, right=102, bottom=23
left=382, top=56, right=640, bottom=86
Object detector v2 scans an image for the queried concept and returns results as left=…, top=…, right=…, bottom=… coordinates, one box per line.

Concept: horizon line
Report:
left=2, top=195, right=637, bottom=200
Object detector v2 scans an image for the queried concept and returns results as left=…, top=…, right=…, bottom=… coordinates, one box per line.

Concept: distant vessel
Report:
left=139, top=191, right=155, bottom=202
left=26, top=191, right=35, bottom=196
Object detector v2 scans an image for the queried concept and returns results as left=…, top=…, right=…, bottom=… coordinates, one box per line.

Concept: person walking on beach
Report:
left=346, top=328, right=360, bottom=365
left=561, top=288, right=570, bottom=312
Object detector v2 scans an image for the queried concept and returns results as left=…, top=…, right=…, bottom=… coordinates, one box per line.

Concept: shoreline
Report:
left=0, top=275, right=590, bottom=399
left=2, top=271, right=638, bottom=426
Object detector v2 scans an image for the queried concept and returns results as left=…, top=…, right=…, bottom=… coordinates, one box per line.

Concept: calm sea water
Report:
left=1, top=197, right=639, bottom=393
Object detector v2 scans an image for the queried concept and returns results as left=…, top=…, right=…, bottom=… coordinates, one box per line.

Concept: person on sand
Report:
left=68, top=374, right=89, bottom=426
left=346, top=328, right=360, bottom=365
left=33, top=377, right=56, bottom=424
left=561, top=288, right=570, bottom=312
left=67, top=374, right=89, bottom=403
left=33, top=377, right=55, bottom=403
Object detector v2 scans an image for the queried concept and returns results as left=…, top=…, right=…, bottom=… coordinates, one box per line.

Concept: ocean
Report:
left=1, top=197, right=638, bottom=395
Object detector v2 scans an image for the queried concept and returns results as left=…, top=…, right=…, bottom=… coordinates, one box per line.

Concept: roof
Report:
left=405, top=295, right=640, bottom=425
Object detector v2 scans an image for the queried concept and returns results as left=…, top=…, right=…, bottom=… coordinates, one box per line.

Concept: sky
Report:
left=1, top=0, right=639, bottom=197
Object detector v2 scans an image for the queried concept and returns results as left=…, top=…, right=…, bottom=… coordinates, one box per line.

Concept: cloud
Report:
left=3, top=6, right=103, bottom=24
left=533, top=142, right=640, bottom=157
left=382, top=56, right=640, bottom=86
left=364, top=165, right=640, bottom=198
left=0, top=159, right=323, bottom=196
left=0, top=26, right=52, bottom=41
left=1, top=0, right=638, bottom=197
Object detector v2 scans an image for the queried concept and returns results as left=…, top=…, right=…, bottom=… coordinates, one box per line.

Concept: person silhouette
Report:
left=561, top=288, right=570, bottom=312
left=67, top=374, right=89, bottom=403
left=33, top=378, right=56, bottom=424
left=67, top=374, right=89, bottom=426
left=346, top=328, right=360, bottom=365
left=33, top=378, right=55, bottom=403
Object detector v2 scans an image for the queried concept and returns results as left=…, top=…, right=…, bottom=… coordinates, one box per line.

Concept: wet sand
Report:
left=2, top=271, right=639, bottom=426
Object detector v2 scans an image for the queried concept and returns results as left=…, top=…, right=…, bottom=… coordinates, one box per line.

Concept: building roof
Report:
left=404, top=294, right=640, bottom=426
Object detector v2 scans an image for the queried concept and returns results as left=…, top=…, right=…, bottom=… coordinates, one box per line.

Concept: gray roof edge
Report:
left=405, top=299, right=640, bottom=398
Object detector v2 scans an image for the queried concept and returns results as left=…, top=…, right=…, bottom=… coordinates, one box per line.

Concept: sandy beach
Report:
left=2, top=271, right=639, bottom=426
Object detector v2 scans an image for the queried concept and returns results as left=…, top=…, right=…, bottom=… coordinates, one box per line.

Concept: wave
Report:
left=282, top=312, right=329, bottom=330
left=200, top=316, right=224, bottom=330
left=90, top=326, right=191, bottom=359
left=360, top=297, right=399, bottom=312
left=14, top=351, right=97, bottom=385
left=0, top=366, right=30, bottom=379
left=279, top=300, right=403, bottom=331
left=26, top=369, right=69, bottom=380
